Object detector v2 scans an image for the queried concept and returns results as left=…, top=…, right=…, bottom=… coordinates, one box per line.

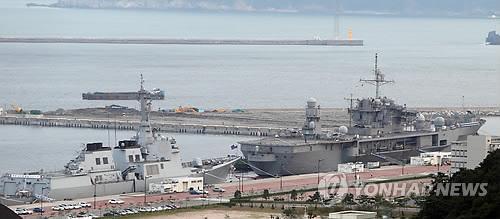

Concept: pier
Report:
left=0, top=37, right=363, bottom=46
left=0, top=115, right=280, bottom=137
left=0, top=106, right=497, bottom=137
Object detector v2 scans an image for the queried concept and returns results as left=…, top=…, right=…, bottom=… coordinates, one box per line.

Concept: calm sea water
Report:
left=0, top=3, right=499, bottom=175
left=0, top=125, right=254, bottom=175
left=0, top=5, right=498, bottom=110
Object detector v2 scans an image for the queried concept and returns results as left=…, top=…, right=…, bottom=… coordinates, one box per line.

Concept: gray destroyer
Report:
left=0, top=77, right=239, bottom=205
left=240, top=54, right=485, bottom=176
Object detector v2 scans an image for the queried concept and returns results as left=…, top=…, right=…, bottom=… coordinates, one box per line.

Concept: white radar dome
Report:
left=338, top=126, right=348, bottom=134
left=434, top=117, right=445, bottom=127
left=307, top=97, right=317, bottom=107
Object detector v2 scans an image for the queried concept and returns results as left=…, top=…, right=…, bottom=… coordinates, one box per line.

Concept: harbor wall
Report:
left=0, top=115, right=282, bottom=137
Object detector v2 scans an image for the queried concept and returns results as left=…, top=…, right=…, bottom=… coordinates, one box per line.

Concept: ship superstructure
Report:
left=240, top=54, right=485, bottom=176
left=0, top=76, right=239, bottom=204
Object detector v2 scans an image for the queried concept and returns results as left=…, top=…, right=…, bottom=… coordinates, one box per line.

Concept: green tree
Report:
left=308, top=191, right=321, bottom=202
left=418, top=149, right=500, bottom=218
left=290, top=189, right=298, bottom=201
left=263, top=189, right=270, bottom=200
left=234, top=190, right=242, bottom=199
left=341, top=193, right=355, bottom=206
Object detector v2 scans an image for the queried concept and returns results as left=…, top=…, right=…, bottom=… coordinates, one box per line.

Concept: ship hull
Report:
left=242, top=124, right=483, bottom=177
left=242, top=145, right=344, bottom=176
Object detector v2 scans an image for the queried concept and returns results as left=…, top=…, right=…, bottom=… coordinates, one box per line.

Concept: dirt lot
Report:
left=145, top=208, right=281, bottom=219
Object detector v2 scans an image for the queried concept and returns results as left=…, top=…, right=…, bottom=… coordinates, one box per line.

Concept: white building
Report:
left=451, top=135, right=500, bottom=174
left=410, top=151, right=451, bottom=166
left=149, top=177, right=203, bottom=194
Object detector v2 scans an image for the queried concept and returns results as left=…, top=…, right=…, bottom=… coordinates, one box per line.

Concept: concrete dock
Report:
left=0, top=115, right=279, bottom=137
left=0, top=37, right=363, bottom=46
left=0, top=106, right=497, bottom=136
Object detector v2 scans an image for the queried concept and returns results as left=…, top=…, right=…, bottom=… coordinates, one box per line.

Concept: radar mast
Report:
left=360, top=53, right=394, bottom=98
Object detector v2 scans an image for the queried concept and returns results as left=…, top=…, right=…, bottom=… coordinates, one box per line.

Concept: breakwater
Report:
left=0, top=37, right=363, bottom=46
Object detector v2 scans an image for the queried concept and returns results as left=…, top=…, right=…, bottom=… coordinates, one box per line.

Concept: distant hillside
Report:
left=47, top=0, right=499, bottom=17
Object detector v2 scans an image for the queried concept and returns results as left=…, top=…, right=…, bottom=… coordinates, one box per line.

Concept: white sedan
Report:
left=51, top=204, right=66, bottom=211
left=79, top=202, right=92, bottom=208
left=14, top=208, right=33, bottom=215
left=108, top=199, right=125, bottom=204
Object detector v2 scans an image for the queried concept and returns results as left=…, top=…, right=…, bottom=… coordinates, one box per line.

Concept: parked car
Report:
left=212, top=187, right=225, bottom=192
left=52, top=205, right=66, bottom=211
left=32, top=207, right=45, bottom=213
left=79, top=202, right=91, bottom=208
left=189, top=188, right=209, bottom=195
left=15, top=208, right=33, bottom=215
left=108, top=199, right=125, bottom=204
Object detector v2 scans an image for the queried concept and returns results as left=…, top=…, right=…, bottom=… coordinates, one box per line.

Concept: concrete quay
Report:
left=0, top=115, right=279, bottom=137
left=0, top=106, right=497, bottom=136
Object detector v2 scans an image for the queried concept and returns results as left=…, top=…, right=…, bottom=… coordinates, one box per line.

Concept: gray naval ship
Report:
left=0, top=76, right=239, bottom=205
left=486, top=31, right=500, bottom=45
left=240, top=54, right=485, bottom=176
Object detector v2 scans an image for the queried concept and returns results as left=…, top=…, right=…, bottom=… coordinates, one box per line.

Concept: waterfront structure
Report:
left=240, top=54, right=485, bottom=176
left=0, top=77, right=238, bottom=205
left=450, top=135, right=500, bottom=174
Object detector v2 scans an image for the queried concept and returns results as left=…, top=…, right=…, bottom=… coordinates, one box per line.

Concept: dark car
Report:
left=32, top=207, right=45, bottom=213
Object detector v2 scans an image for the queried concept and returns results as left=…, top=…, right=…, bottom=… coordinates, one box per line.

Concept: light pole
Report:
left=40, top=187, right=48, bottom=216
left=280, top=175, right=283, bottom=191
left=279, top=163, right=283, bottom=191
left=202, top=170, right=206, bottom=198
left=317, top=159, right=323, bottom=190
left=144, top=175, right=152, bottom=205
left=437, top=155, right=441, bottom=172
left=93, top=177, right=97, bottom=209
left=401, top=139, right=406, bottom=175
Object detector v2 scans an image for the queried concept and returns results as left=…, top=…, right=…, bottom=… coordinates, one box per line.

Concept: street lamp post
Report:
left=93, top=177, right=97, bottom=209
left=437, top=155, right=441, bottom=172
left=40, top=187, right=48, bottom=216
left=144, top=175, right=151, bottom=205
left=202, top=170, right=206, bottom=198
left=317, top=159, right=323, bottom=190
left=280, top=175, right=283, bottom=191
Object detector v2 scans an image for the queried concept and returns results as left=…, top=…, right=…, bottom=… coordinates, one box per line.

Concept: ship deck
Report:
left=239, top=130, right=440, bottom=147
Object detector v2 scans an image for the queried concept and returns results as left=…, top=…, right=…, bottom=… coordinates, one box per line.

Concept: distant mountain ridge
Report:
left=43, top=0, right=499, bottom=17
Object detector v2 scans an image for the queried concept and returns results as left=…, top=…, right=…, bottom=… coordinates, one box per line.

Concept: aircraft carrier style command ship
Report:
left=0, top=76, right=239, bottom=205
left=240, top=54, right=485, bottom=177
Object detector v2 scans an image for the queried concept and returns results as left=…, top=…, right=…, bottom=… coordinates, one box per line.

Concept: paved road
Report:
left=14, top=164, right=447, bottom=218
